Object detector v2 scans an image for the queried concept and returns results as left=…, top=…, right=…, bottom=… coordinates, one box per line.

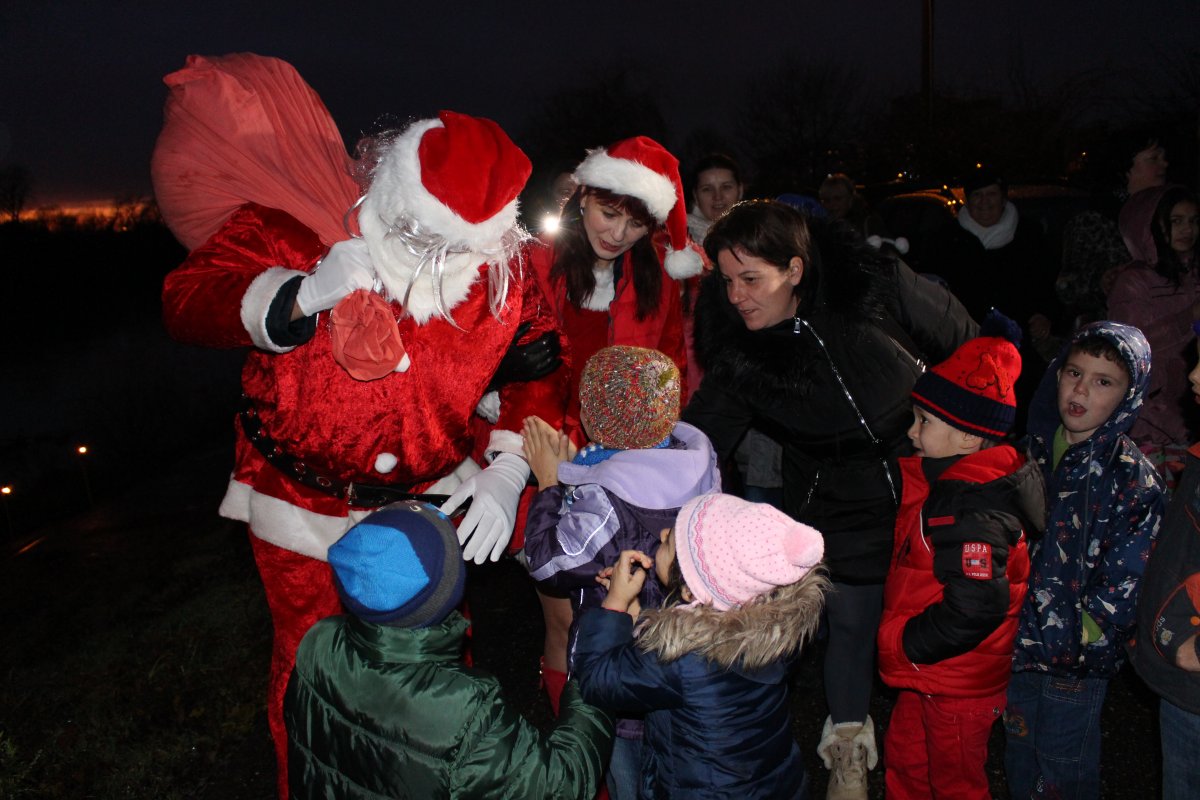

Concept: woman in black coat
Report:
left=682, top=200, right=976, bottom=798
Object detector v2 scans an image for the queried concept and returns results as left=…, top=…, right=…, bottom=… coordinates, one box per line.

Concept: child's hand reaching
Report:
left=599, top=550, right=653, bottom=618
left=522, top=416, right=572, bottom=490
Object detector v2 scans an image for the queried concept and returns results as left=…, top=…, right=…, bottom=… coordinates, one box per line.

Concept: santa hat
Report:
left=572, top=136, right=703, bottom=280
left=358, top=110, right=532, bottom=298
left=910, top=310, right=1023, bottom=440
left=675, top=493, right=824, bottom=611
left=328, top=500, right=465, bottom=628
left=578, top=345, right=680, bottom=450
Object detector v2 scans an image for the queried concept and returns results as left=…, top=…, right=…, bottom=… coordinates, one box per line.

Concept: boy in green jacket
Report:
left=284, top=500, right=613, bottom=799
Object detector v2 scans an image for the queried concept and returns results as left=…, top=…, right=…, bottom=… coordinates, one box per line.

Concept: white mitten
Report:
left=440, top=452, right=529, bottom=564
left=295, top=237, right=376, bottom=316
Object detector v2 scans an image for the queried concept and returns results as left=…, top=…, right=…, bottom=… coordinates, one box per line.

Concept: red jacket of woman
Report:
left=526, top=237, right=687, bottom=446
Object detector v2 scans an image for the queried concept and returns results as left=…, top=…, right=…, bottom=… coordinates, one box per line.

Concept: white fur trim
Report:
left=220, top=460, right=475, bottom=560
left=241, top=267, right=308, bottom=352
left=816, top=715, right=878, bottom=771
left=379, top=251, right=487, bottom=325
left=817, top=716, right=837, bottom=769
left=475, top=390, right=501, bottom=424
left=425, top=456, right=482, bottom=495
left=486, top=429, right=525, bottom=460
left=373, top=452, right=398, bottom=474
left=359, top=118, right=518, bottom=323
left=394, top=352, right=412, bottom=372
left=361, top=118, right=521, bottom=259
left=573, top=149, right=676, bottom=222
left=219, top=479, right=365, bottom=561
left=582, top=266, right=616, bottom=311
left=664, top=246, right=704, bottom=280
left=851, top=717, right=879, bottom=769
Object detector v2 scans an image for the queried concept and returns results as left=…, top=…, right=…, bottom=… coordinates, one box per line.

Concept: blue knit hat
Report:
left=328, top=501, right=465, bottom=628
left=911, top=310, right=1023, bottom=441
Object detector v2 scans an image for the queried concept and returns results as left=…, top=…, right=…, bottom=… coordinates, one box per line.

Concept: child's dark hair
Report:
left=658, top=546, right=689, bottom=609
left=1067, top=335, right=1130, bottom=381
left=1151, top=186, right=1199, bottom=286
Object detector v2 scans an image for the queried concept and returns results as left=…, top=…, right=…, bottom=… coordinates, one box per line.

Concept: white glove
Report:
left=440, top=452, right=529, bottom=564
left=295, top=237, right=376, bottom=316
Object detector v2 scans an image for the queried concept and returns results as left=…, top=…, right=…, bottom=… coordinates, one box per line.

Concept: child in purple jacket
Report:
left=522, top=345, right=721, bottom=799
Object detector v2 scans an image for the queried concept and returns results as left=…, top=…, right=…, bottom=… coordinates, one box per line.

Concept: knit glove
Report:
left=295, top=237, right=376, bottom=316
left=441, top=452, right=530, bottom=564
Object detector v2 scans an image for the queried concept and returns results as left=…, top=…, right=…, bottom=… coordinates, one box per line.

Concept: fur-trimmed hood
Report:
left=691, top=219, right=898, bottom=398
left=634, top=566, right=829, bottom=672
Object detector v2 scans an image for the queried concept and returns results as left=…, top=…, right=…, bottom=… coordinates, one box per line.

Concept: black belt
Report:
left=238, top=397, right=458, bottom=510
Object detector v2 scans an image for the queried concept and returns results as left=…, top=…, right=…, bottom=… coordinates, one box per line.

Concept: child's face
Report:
left=1056, top=351, right=1130, bottom=444
left=907, top=406, right=976, bottom=458
left=655, top=527, right=676, bottom=586
left=1167, top=200, right=1199, bottom=258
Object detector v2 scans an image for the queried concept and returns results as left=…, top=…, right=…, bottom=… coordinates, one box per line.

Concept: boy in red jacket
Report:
left=876, top=316, right=1046, bottom=800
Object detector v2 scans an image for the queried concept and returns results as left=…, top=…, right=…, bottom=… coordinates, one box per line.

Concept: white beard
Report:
left=373, top=244, right=488, bottom=325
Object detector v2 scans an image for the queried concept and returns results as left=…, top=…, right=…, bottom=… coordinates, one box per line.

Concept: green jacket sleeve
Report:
left=451, top=680, right=614, bottom=799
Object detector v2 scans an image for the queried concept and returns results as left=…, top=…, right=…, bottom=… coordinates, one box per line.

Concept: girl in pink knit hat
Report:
left=572, top=492, right=829, bottom=799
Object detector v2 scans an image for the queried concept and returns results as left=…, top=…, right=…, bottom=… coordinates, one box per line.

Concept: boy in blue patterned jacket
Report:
left=1005, top=321, right=1164, bottom=799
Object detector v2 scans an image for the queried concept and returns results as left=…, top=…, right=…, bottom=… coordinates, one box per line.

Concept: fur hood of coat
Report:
left=692, top=219, right=898, bottom=399
left=634, top=567, right=830, bottom=672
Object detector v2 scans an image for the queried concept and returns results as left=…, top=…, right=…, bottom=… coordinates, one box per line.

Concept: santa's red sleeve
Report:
left=162, top=203, right=327, bottom=351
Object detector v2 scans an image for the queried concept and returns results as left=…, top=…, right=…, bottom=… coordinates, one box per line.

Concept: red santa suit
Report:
left=154, top=55, right=563, bottom=800
left=164, top=203, right=561, bottom=556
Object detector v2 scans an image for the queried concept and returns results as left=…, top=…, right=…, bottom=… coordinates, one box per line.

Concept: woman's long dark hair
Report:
left=550, top=187, right=664, bottom=321
left=1152, top=185, right=1199, bottom=286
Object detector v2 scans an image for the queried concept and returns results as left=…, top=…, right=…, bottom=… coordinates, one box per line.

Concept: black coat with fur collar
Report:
left=683, top=223, right=977, bottom=583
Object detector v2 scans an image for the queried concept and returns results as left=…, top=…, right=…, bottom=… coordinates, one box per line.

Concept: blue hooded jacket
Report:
left=1013, top=321, right=1165, bottom=678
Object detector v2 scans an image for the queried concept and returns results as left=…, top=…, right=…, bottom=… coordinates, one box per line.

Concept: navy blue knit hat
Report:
left=328, top=501, right=465, bottom=628
left=911, top=310, right=1023, bottom=440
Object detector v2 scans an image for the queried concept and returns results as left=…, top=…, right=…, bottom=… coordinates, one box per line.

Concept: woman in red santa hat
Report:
left=523, top=136, right=705, bottom=715
left=153, top=53, right=567, bottom=800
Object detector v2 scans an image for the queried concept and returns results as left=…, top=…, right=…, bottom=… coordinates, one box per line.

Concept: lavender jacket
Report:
left=524, top=421, right=721, bottom=662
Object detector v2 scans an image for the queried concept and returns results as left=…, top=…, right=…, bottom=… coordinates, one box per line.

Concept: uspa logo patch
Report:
left=962, top=542, right=993, bottom=579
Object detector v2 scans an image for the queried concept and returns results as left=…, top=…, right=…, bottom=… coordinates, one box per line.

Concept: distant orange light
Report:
left=77, top=445, right=88, bottom=455
left=975, top=162, right=982, bottom=169
left=1, top=486, right=11, bottom=495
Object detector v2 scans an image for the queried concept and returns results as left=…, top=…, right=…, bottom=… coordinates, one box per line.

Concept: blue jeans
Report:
left=1003, top=671, right=1108, bottom=799
left=1160, top=698, right=1200, bottom=800
left=606, top=734, right=643, bottom=800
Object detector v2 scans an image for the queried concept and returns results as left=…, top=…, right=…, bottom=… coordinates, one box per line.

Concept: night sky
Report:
left=1, top=1, right=1193, bottom=205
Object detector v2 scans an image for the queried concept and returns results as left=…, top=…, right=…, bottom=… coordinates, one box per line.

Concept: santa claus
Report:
left=153, top=53, right=565, bottom=798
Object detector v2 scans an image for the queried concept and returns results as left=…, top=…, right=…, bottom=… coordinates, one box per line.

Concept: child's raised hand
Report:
left=523, top=416, right=567, bottom=490
left=600, top=550, right=653, bottom=617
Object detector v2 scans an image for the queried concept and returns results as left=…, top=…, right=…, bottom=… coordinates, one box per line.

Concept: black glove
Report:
left=487, top=322, right=563, bottom=391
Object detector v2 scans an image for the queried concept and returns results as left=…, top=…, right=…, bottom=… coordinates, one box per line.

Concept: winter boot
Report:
left=817, top=715, right=878, bottom=800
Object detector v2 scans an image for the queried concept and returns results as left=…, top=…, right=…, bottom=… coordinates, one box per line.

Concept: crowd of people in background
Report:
left=153, top=52, right=1200, bottom=800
